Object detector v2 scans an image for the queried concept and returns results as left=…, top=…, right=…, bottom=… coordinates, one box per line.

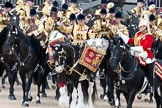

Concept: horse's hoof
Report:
left=114, top=106, right=120, bottom=108
left=17, top=82, right=22, bottom=86
left=42, top=93, right=47, bottom=97
left=2, top=85, right=5, bottom=88
left=144, top=99, right=149, bottom=102
left=55, top=95, right=60, bottom=101
left=100, top=94, right=104, bottom=99
left=51, top=85, right=56, bottom=89
left=28, top=96, right=33, bottom=102
left=8, top=95, right=16, bottom=100
left=149, top=100, right=153, bottom=103
left=137, top=94, right=142, bottom=100
left=45, top=85, right=50, bottom=89
left=36, top=100, right=41, bottom=104
left=21, top=102, right=29, bottom=107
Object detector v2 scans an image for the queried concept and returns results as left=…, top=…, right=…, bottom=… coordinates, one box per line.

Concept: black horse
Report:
left=110, top=37, right=162, bottom=108
left=2, top=14, right=39, bottom=106
left=51, top=42, right=80, bottom=105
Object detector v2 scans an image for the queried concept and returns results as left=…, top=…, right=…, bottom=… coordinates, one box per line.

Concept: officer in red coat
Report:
left=118, top=18, right=154, bottom=92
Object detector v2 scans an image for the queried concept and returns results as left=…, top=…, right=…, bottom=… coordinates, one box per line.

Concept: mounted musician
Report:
left=95, top=0, right=107, bottom=15
left=57, top=3, right=69, bottom=23
left=141, top=1, right=158, bottom=22
left=149, top=14, right=162, bottom=41
left=0, top=2, right=13, bottom=32
left=129, top=0, right=145, bottom=18
left=67, top=0, right=80, bottom=18
left=118, top=19, right=155, bottom=92
left=18, top=0, right=35, bottom=33
left=61, top=13, right=76, bottom=39
left=93, top=8, right=109, bottom=38
left=108, top=11, right=128, bottom=37
left=26, top=8, right=46, bottom=68
left=44, top=7, right=62, bottom=36
left=70, top=14, right=95, bottom=46
left=38, top=0, right=52, bottom=19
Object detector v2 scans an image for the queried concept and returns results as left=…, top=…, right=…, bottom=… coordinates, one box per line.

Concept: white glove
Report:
left=56, top=21, right=62, bottom=26
left=130, top=46, right=144, bottom=53
left=117, top=32, right=129, bottom=44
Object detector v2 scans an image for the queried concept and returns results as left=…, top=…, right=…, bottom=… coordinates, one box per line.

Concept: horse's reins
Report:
left=10, top=27, right=32, bottom=66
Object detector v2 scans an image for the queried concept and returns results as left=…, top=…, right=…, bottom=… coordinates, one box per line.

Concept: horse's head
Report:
left=52, top=43, right=66, bottom=73
left=110, top=37, right=123, bottom=70
left=5, top=13, right=20, bottom=45
left=9, top=13, right=20, bottom=29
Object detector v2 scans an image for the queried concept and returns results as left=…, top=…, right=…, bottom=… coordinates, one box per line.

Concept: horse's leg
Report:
left=87, top=81, right=94, bottom=108
left=114, top=88, right=122, bottom=108
left=7, top=65, right=17, bottom=100
left=2, top=72, right=7, bottom=84
left=15, top=75, right=21, bottom=85
left=41, top=73, right=48, bottom=97
left=127, top=91, right=137, bottom=108
left=107, top=77, right=115, bottom=106
left=81, top=80, right=89, bottom=105
left=160, top=86, right=162, bottom=108
left=21, top=70, right=34, bottom=107
left=154, top=89, right=161, bottom=108
left=149, top=92, right=153, bottom=103
left=100, top=78, right=106, bottom=99
left=19, top=71, right=26, bottom=105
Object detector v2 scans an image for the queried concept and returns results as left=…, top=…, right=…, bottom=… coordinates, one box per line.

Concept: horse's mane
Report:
left=17, top=29, right=32, bottom=47
left=0, top=27, right=9, bottom=47
left=59, top=42, right=79, bottom=59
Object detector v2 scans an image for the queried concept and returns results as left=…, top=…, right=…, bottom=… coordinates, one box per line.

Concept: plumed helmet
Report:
left=138, top=19, right=147, bottom=27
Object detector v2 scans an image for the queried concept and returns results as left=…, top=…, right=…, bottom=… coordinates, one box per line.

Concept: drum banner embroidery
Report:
left=79, top=44, right=106, bottom=72
left=49, top=37, right=64, bottom=46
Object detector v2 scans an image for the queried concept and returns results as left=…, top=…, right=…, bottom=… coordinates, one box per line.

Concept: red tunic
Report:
left=128, top=31, right=154, bottom=59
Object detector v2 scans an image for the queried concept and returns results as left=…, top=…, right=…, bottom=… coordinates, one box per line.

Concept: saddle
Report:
left=26, top=20, right=46, bottom=41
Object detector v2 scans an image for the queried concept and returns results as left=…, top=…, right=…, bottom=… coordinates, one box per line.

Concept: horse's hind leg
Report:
left=160, top=87, right=162, bottom=108
left=107, top=77, right=115, bottom=106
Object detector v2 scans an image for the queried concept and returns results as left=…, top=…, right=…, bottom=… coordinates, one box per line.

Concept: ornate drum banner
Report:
left=79, top=44, right=106, bottom=72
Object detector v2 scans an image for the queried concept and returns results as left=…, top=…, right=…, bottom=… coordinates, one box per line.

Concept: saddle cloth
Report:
left=139, top=58, right=162, bottom=80
left=154, top=59, right=162, bottom=80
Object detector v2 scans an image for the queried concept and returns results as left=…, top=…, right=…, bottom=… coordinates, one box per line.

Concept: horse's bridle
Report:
left=112, top=45, right=138, bottom=74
